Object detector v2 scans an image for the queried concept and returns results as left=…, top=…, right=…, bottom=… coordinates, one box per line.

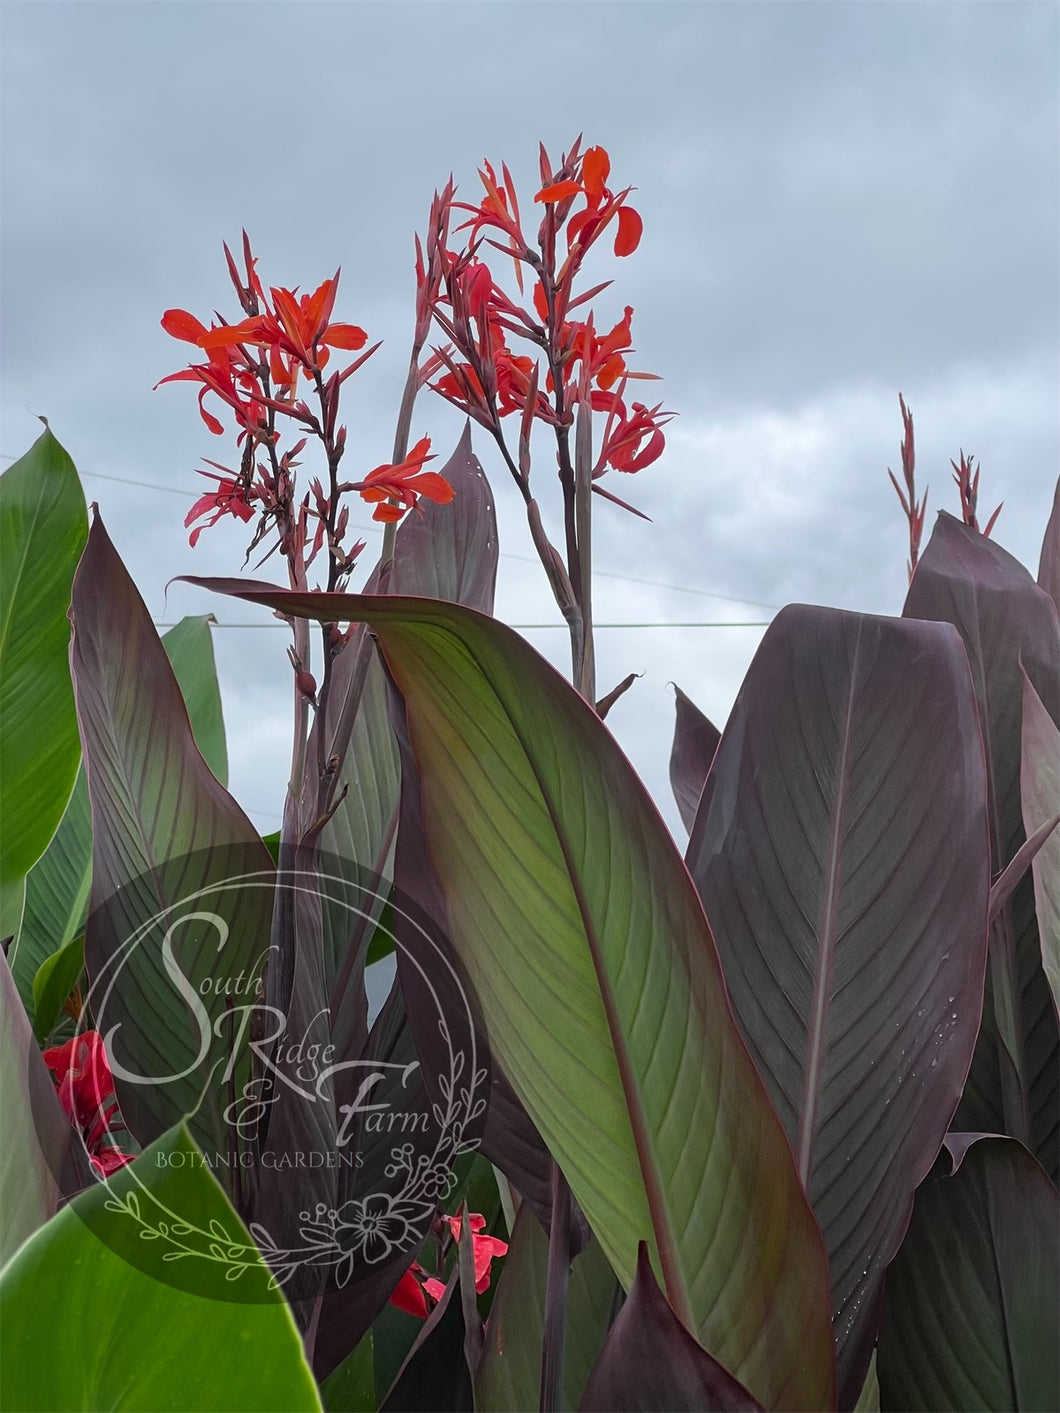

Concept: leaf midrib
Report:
left=797, top=626, right=861, bottom=1188
left=402, top=622, right=693, bottom=1329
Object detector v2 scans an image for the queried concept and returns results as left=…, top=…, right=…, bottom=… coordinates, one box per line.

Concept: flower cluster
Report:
left=43, top=1031, right=134, bottom=1177
left=389, top=1211, right=508, bottom=1318
left=420, top=140, right=673, bottom=489
left=157, top=234, right=453, bottom=571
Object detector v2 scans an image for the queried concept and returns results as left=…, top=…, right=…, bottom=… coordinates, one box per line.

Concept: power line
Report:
left=2, top=455, right=779, bottom=611
left=153, top=620, right=770, bottom=631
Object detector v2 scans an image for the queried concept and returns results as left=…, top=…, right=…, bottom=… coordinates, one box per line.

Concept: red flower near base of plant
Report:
left=352, top=437, right=455, bottom=523
left=388, top=1212, right=508, bottom=1318
left=438, top=1212, right=508, bottom=1295
left=43, top=1031, right=134, bottom=1175
left=44, top=1031, right=114, bottom=1120
left=90, top=1147, right=135, bottom=1177
left=390, top=1265, right=430, bottom=1318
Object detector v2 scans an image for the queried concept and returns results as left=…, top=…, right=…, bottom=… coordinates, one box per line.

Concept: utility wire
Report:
left=153, top=620, right=770, bottom=631
left=2, top=455, right=780, bottom=612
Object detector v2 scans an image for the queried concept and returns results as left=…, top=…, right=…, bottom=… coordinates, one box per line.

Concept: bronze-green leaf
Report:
left=0, top=428, right=87, bottom=885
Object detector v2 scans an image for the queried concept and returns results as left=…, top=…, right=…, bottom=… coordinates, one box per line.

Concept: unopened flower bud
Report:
left=296, top=669, right=318, bottom=706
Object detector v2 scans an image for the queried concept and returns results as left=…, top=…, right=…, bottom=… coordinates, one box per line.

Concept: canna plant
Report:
left=0, top=139, right=1057, bottom=1413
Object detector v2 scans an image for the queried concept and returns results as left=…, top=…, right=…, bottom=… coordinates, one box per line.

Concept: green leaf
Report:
left=685, top=603, right=991, bottom=1405
left=1021, top=669, right=1060, bottom=1011
left=0, top=947, right=71, bottom=1268
left=0, top=876, right=24, bottom=942
left=0, top=428, right=87, bottom=885
left=0, top=1124, right=322, bottom=1411
left=9, top=614, right=234, bottom=1016
left=853, top=1354, right=881, bottom=1413
left=7, top=774, right=90, bottom=1012
left=476, top=1205, right=618, bottom=1413
left=177, top=580, right=838, bottom=1413
left=30, top=931, right=84, bottom=1043
left=321, top=1332, right=374, bottom=1412
left=162, top=613, right=229, bottom=786
left=877, top=1136, right=1059, bottom=1412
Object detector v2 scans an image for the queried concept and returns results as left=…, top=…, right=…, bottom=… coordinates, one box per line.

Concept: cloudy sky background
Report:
left=3, top=0, right=1057, bottom=841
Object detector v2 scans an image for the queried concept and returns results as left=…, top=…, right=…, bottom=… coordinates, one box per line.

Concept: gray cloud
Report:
left=3, top=0, right=1056, bottom=838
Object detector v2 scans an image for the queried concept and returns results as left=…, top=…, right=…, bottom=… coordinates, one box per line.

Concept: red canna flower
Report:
left=441, top=1212, right=508, bottom=1294
left=90, top=1147, right=135, bottom=1177
left=535, top=144, right=643, bottom=262
left=388, top=1213, right=509, bottom=1317
left=43, top=1031, right=134, bottom=1175
left=451, top=159, right=531, bottom=282
left=594, top=389, right=674, bottom=475
left=44, top=1031, right=114, bottom=1119
left=195, top=277, right=367, bottom=382
left=351, top=436, right=455, bottom=523
left=184, top=467, right=258, bottom=546
left=158, top=247, right=373, bottom=441
left=422, top=142, right=663, bottom=493
left=390, top=1266, right=430, bottom=1318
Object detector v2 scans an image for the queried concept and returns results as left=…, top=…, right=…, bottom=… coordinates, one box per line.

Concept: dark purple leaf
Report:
left=380, top=1267, right=474, bottom=1413
left=686, top=603, right=991, bottom=1407
left=669, top=684, right=721, bottom=834
left=1, top=946, right=75, bottom=1262
left=1037, top=473, right=1060, bottom=612
left=904, top=511, right=1060, bottom=1180
left=310, top=977, right=433, bottom=1380
left=988, top=812, right=1060, bottom=926
left=1021, top=669, right=1060, bottom=1012
left=477, top=1067, right=555, bottom=1235
left=69, top=515, right=274, bottom=1189
left=877, top=1135, right=1059, bottom=1412
left=595, top=671, right=639, bottom=720
left=580, top=1243, right=762, bottom=1412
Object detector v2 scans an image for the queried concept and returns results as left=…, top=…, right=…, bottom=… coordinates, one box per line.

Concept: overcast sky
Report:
left=2, top=0, right=1057, bottom=841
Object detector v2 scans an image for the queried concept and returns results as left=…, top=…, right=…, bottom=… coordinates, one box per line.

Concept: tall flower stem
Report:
left=378, top=349, right=423, bottom=586
left=573, top=395, right=596, bottom=703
